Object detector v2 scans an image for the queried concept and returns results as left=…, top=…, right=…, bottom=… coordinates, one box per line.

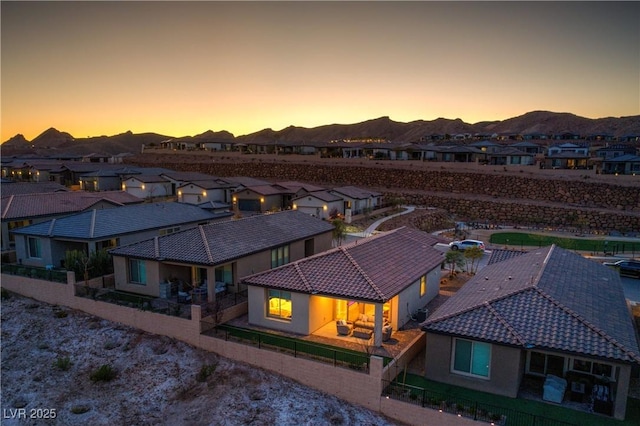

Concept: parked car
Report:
left=449, top=239, right=485, bottom=251
left=603, top=259, right=640, bottom=278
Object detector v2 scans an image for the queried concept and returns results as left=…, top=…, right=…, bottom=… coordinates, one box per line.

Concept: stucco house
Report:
left=422, top=245, right=640, bottom=420
left=10, top=202, right=220, bottom=268
left=292, top=190, right=344, bottom=220
left=1, top=190, right=142, bottom=252
left=601, top=154, right=640, bottom=175
left=177, top=179, right=238, bottom=204
left=242, top=227, right=444, bottom=347
left=329, top=186, right=383, bottom=222
left=122, top=175, right=173, bottom=199
left=108, top=210, right=334, bottom=301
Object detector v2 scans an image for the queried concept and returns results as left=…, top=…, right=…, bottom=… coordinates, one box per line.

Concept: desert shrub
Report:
left=90, top=364, right=117, bottom=382
left=54, top=309, right=68, bottom=318
left=196, top=363, right=217, bottom=382
left=54, top=356, right=72, bottom=371
left=70, top=405, right=90, bottom=414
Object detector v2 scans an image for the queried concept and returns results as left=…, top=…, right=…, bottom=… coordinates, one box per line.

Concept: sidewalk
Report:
left=346, top=205, right=416, bottom=238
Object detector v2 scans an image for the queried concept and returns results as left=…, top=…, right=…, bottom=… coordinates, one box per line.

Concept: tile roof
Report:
left=330, top=186, right=382, bottom=199
left=423, top=245, right=640, bottom=364
left=242, top=185, right=290, bottom=196
left=1, top=191, right=143, bottom=220
left=242, top=227, right=443, bottom=302
left=221, top=176, right=270, bottom=187
left=109, top=210, right=335, bottom=266
left=0, top=182, right=69, bottom=196
left=160, top=171, right=217, bottom=182
left=11, top=202, right=217, bottom=240
left=292, top=190, right=343, bottom=203
left=275, top=181, right=325, bottom=193
left=486, top=249, right=528, bottom=265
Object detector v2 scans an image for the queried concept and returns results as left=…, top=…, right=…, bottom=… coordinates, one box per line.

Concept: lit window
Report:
left=420, top=275, right=426, bottom=297
left=452, top=338, right=490, bottom=378
left=267, top=289, right=291, bottom=320
left=27, top=237, right=42, bottom=258
left=128, top=259, right=147, bottom=285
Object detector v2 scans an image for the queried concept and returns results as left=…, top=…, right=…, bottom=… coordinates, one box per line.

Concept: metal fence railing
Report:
left=2, top=264, right=68, bottom=283
left=74, top=285, right=191, bottom=319
left=209, top=324, right=381, bottom=373
left=382, top=380, right=576, bottom=426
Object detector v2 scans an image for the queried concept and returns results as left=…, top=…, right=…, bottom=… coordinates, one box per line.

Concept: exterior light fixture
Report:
left=202, top=191, right=207, bottom=197
left=141, top=184, right=145, bottom=190
left=323, top=205, right=328, bottom=211
left=260, top=197, right=265, bottom=203
left=292, top=203, right=297, bottom=210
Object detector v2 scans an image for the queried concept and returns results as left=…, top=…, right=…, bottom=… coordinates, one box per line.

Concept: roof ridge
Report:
left=199, top=225, right=214, bottom=263
left=2, top=195, right=14, bottom=219
left=535, top=287, right=640, bottom=363
left=293, top=263, right=314, bottom=293
left=339, top=246, right=386, bottom=301
left=484, top=301, right=527, bottom=346
left=47, top=218, right=56, bottom=237
left=89, top=209, right=97, bottom=239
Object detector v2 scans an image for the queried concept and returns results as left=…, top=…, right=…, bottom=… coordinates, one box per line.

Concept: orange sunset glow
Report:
left=2, top=1, right=639, bottom=142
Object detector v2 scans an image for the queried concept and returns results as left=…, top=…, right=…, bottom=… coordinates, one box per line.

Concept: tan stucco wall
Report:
left=308, top=294, right=334, bottom=333
left=113, top=256, right=161, bottom=297
left=424, top=333, right=522, bottom=398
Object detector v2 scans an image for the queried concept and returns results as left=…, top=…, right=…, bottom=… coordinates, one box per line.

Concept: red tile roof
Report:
left=242, top=227, right=443, bottom=302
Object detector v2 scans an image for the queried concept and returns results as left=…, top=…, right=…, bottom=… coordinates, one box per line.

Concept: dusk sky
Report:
left=2, top=1, right=639, bottom=142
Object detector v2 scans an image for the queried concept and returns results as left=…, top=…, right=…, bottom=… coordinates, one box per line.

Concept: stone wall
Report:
left=130, top=160, right=640, bottom=232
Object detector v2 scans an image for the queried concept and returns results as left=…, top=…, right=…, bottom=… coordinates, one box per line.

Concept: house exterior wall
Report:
left=294, top=197, right=343, bottom=220
left=113, top=256, right=161, bottom=297
left=179, top=185, right=226, bottom=204
left=394, top=266, right=440, bottom=330
left=124, top=178, right=171, bottom=199
left=424, top=333, right=522, bottom=398
left=308, top=294, right=335, bottom=333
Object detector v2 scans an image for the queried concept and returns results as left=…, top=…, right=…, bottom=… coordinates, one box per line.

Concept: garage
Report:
left=238, top=199, right=261, bottom=212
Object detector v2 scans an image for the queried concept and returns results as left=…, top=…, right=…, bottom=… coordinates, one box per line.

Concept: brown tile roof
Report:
left=1, top=191, right=142, bottom=220
left=242, top=227, right=443, bottom=302
left=330, top=186, right=381, bottom=199
left=0, top=182, right=69, bottom=196
left=424, top=245, right=640, bottom=364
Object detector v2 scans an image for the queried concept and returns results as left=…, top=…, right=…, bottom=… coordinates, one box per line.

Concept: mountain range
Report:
left=2, top=111, right=639, bottom=156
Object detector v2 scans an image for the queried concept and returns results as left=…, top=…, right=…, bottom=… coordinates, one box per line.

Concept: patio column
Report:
left=373, top=303, right=383, bottom=347
left=205, top=266, right=215, bottom=303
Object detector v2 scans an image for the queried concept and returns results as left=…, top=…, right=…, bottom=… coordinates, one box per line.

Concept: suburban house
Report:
left=1, top=191, right=142, bottom=252
left=242, top=227, right=444, bottom=347
left=122, top=175, right=174, bottom=199
left=329, top=186, right=383, bottom=222
left=543, top=143, right=591, bottom=169
left=509, top=141, right=544, bottom=155
left=292, top=190, right=344, bottom=220
left=10, top=202, right=220, bottom=269
left=108, top=210, right=334, bottom=301
left=601, top=154, right=640, bottom=175
left=422, top=245, right=640, bottom=420
left=595, top=144, right=636, bottom=160
left=232, top=184, right=291, bottom=212
left=0, top=181, right=69, bottom=196
left=177, top=179, right=238, bottom=205
left=485, top=147, right=536, bottom=166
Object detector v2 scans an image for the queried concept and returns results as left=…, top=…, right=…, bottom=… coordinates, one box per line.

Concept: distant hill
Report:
left=2, top=111, right=639, bottom=156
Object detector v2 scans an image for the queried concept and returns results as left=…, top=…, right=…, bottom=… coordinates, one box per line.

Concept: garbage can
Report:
left=416, top=308, right=428, bottom=322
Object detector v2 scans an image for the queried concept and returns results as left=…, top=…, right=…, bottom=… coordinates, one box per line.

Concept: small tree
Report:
left=463, top=246, right=484, bottom=275
left=332, top=218, right=347, bottom=247
left=65, top=250, right=90, bottom=284
left=445, top=250, right=465, bottom=278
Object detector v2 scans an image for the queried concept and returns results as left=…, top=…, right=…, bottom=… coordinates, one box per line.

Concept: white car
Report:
left=449, top=239, right=485, bottom=251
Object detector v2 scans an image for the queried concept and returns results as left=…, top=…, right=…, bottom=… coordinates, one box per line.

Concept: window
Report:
left=570, top=358, right=614, bottom=379
left=159, top=226, right=180, bottom=236
left=420, top=275, right=426, bottom=297
left=128, top=259, right=147, bottom=285
left=452, top=339, right=490, bottom=378
left=267, top=289, right=291, bottom=320
left=215, top=263, right=233, bottom=285
left=27, top=237, right=42, bottom=258
left=271, top=245, right=289, bottom=268
left=527, top=351, right=565, bottom=377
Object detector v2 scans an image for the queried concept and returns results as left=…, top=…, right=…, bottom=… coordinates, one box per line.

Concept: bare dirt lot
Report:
left=0, top=293, right=399, bottom=426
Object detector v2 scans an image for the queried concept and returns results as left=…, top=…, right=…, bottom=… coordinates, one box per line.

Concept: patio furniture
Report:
left=353, top=327, right=373, bottom=339
left=353, top=313, right=376, bottom=330
left=336, top=320, right=352, bottom=336
left=542, top=374, right=567, bottom=404
left=382, top=324, right=392, bottom=342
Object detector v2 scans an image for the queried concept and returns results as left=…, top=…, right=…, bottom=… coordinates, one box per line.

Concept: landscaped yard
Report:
left=489, top=232, right=640, bottom=255
left=395, top=373, right=640, bottom=426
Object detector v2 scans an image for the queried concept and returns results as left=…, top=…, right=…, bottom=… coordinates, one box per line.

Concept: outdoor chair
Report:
left=336, top=320, right=352, bottom=336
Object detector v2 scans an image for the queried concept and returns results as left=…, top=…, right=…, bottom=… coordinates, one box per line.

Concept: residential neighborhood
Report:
left=2, top=154, right=639, bottom=426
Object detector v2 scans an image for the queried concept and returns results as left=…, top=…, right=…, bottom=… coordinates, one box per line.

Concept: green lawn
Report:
left=396, top=373, right=639, bottom=426
left=489, top=232, right=640, bottom=255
